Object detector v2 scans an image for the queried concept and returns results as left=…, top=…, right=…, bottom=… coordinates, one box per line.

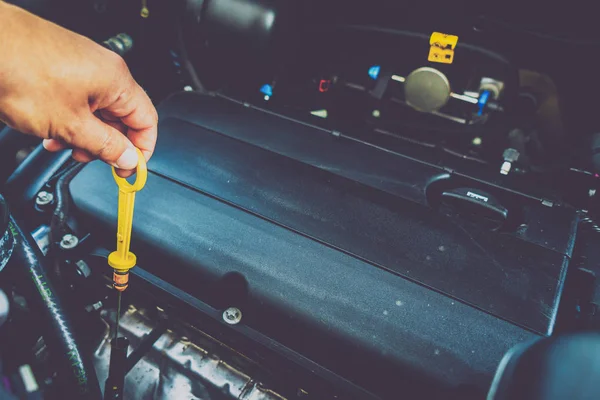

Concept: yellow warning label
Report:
left=428, top=32, right=458, bottom=64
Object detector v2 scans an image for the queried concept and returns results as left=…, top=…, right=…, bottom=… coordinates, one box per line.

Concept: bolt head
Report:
left=36, top=191, right=54, bottom=206
left=223, top=307, right=242, bottom=325
left=502, top=148, right=520, bottom=162
left=60, top=234, right=79, bottom=250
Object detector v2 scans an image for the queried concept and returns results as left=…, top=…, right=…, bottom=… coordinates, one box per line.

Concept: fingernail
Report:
left=115, top=147, right=138, bottom=170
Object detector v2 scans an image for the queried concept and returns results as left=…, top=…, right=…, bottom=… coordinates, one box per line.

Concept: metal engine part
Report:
left=404, top=67, right=451, bottom=113
left=94, top=306, right=286, bottom=400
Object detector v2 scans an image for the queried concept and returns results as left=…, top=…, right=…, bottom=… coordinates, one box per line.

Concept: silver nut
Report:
left=223, top=307, right=242, bottom=325
left=480, top=77, right=505, bottom=100
left=36, top=191, right=54, bottom=206
left=60, top=234, right=79, bottom=250
left=502, top=148, right=520, bottom=163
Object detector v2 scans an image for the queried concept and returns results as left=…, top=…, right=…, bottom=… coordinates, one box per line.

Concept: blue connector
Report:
left=477, top=90, right=491, bottom=116
left=260, top=84, right=273, bottom=97
left=368, top=65, right=381, bottom=80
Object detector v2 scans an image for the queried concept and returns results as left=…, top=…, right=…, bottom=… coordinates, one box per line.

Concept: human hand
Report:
left=0, top=2, right=158, bottom=176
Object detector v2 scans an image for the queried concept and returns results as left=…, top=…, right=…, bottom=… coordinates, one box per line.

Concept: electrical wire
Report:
left=175, top=22, right=207, bottom=93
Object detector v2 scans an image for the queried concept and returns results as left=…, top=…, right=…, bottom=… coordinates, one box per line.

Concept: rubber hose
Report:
left=7, top=214, right=101, bottom=399
left=0, top=195, right=14, bottom=272
left=1, top=194, right=8, bottom=236
left=49, top=162, right=85, bottom=246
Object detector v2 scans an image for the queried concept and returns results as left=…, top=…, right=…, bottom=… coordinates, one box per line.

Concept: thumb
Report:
left=67, top=115, right=138, bottom=170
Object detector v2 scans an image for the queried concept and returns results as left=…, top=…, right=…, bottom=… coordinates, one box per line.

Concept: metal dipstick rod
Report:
left=105, top=148, right=147, bottom=397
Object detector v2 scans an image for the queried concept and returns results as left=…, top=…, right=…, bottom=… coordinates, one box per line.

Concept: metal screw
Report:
left=60, top=234, right=79, bottom=250
left=500, top=161, right=512, bottom=176
left=223, top=307, right=242, bottom=325
left=36, top=191, right=54, bottom=206
left=500, top=148, right=520, bottom=176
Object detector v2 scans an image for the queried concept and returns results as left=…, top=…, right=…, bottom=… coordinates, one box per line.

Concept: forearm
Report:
left=0, top=3, right=49, bottom=78
left=0, top=1, right=111, bottom=134
left=0, top=2, right=84, bottom=131
left=0, top=1, right=157, bottom=171
left=0, top=2, right=28, bottom=117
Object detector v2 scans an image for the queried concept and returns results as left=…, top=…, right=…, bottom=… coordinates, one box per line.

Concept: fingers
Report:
left=44, top=69, right=157, bottom=172
left=45, top=120, right=132, bottom=172
left=46, top=102, right=150, bottom=175
left=71, top=149, right=95, bottom=163
left=63, top=115, right=138, bottom=170
left=44, top=137, right=102, bottom=166
left=45, top=138, right=113, bottom=167
left=102, top=83, right=158, bottom=162
left=101, top=117, right=128, bottom=135
left=42, top=138, right=67, bottom=152
left=99, top=110, right=120, bottom=122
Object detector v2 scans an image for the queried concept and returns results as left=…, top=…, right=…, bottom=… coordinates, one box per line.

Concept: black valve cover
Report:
left=69, top=92, right=578, bottom=398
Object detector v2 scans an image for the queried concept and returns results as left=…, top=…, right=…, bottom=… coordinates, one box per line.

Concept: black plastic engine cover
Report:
left=70, top=92, right=578, bottom=398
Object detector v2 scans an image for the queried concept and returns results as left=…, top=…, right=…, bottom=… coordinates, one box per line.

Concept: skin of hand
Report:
left=0, top=1, right=158, bottom=176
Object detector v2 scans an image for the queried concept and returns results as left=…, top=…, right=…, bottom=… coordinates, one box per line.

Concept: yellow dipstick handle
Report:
left=107, top=148, right=147, bottom=291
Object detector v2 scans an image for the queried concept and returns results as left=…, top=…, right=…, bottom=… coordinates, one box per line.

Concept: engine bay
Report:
left=1, top=1, right=600, bottom=399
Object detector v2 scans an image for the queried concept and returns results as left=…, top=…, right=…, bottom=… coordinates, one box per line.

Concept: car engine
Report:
left=1, top=0, right=600, bottom=399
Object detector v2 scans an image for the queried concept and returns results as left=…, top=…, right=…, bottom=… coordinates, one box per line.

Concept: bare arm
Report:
left=0, top=1, right=158, bottom=175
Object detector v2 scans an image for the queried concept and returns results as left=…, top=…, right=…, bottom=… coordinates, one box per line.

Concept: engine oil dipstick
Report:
left=108, top=148, right=147, bottom=337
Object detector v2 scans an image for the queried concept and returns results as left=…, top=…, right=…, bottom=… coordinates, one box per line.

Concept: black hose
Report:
left=0, top=196, right=14, bottom=272
left=49, top=162, right=85, bottom=246
left=4, top=144, right=72, bottom=214
left=0, top=194, right=8, bottom=239
left=7, top=214, right=101, bottom=399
